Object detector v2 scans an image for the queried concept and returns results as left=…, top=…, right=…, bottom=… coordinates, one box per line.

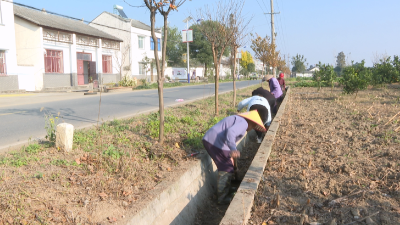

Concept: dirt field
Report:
left=0, top=84, right=262, bottom=224
left=250, top=85, right=400, bottom=225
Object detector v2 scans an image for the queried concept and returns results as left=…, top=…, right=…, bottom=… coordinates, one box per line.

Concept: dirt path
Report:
left=250, top=85, right=400, bottom=225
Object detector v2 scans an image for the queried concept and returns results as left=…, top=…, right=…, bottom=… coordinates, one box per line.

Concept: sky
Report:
left=13, top=0, right=400, bottom=67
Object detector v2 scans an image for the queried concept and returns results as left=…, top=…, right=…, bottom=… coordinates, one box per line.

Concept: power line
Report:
left=123, top=0, right=146, bottom=8
left=275, top=0, right=288, bottom=56
left=255, top=0, right=271, bottom=32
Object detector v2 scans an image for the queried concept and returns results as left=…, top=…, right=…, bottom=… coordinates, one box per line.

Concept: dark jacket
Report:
left=252, top=87, right=276, bottom=110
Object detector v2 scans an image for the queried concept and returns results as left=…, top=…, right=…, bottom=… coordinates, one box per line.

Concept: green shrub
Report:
left=313, top=62, right=337, bottom=92
left=372, top=56, right=400, bottom=86
left=339, top=60, right=372, bottom=97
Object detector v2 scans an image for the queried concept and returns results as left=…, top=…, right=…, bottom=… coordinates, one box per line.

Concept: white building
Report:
left=254, top=59, right=264, bottom=72
left=91, top=11, right=162, bottom=80
left=0, top=0, right=19, bottom=91
left=11, top=4, right=122, bottom=91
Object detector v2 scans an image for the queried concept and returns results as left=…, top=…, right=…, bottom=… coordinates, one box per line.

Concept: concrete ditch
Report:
left=124, top=87, right=290, bottom=225
left=220, top=87, right=291, bottom=225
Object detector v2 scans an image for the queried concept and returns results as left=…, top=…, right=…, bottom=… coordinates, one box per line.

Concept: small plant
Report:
left=103, top=144, right=124, bottom=159
left=41, top=107, right=60, bottom=143
left=119, top=75, right=137, bottom=87
left=24, top=143, right=41, bottom=154
left=339, top=60, right=372, bottom=98
left=34, top=172, right=43, bottom=179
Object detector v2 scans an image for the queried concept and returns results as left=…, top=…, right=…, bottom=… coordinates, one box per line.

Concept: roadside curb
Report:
left=220, top=87, right=291, bottom=225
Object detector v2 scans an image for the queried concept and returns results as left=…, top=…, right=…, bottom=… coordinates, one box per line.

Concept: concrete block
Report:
left=56, top=123, right=74, bottom=152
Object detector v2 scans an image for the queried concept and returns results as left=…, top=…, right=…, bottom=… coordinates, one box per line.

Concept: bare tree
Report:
left=114, top=43, right=132, bottom=83
left=229, top=8, right=252, bottom=107
left=251, top=34, right=271, bottom=77
left=143, top=0, right=186, bottom=144
left=195, top=0, right=243, bottom=115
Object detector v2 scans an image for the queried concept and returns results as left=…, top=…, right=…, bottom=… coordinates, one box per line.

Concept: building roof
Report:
left=13, top=4, right=122, bottom=41
left=98, top=11, right=161, bottom=33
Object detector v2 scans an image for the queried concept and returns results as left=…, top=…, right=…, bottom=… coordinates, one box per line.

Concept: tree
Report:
left=339, top=60, right=372, bottom=98
left=277, top=55, right=290, bottom=75
left=313, top=62, right=337, bottom=92
left=164, top=26, right=185, bottom=67
left=251, top=34, right=269, bottom=76
left=114, top=43, right=132, bottom=83
left=143, top=0, right=186, bottom=144
left=188, top=24, right=214, bottom=77
left=240, top=51, right=254, bottom=71
left=335, top=51, right=346, bottom=75
left=372, top=56, right=400, bottom=86
left=247, top=63, right=255, bottom=73
left=195, top=0, right=241, bottom=115
left=228, top=11, right=251, bottom=107
left=251, top=34, right=279, bottom=76
left=291, top=54, right=307, bottom=73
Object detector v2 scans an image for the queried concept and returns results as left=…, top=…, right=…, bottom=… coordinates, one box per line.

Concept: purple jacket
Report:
left=269, top=77, right=283, bottom=98
left=203, top=115, right=247, bottom=151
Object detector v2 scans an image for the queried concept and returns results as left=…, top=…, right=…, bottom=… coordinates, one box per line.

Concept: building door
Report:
left=89, top=61, right=97, bottom=83
left=77, top=52, right=92, bottom=85
left=77, top=60, right=84, bottom=85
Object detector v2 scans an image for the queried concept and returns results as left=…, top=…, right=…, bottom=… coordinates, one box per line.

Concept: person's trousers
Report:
left=202, top=140, right=234, bottom=173
left=249, top=104, right=269, bottom=139
left=272, top=95, right=284, bottom=114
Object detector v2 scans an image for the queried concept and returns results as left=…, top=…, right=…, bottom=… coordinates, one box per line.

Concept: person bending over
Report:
left=237, top=95, right=271, bottom=143
left=202, top=111, right=266, bottom=204
left=265, top=75, right=283, bottom=114
left=251, top=87, right=276, bottom=113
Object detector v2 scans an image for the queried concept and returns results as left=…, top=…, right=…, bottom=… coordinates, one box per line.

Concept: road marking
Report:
left=0, top=111, right=27, bottom=116
left=0, top=94, right=35, bottom=98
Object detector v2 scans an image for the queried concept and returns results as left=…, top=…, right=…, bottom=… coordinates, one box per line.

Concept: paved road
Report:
left=0, top=80, right=261, bottom=149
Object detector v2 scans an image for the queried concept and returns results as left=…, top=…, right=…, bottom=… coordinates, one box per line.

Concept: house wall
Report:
left=130, top=26, right=162, bottom=79
left=14, top=16, right=43, bottom=91
left=90, top=13, right=131, bottom=80
left=43, top=41, right=72, bottom=88
left=0, top=0, right=19, bottom=91
left=90, top=13, right=161, bottom=80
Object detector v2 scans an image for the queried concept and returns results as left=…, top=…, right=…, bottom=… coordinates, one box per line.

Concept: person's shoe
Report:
left=217, top=171, right=234, bottom=205
left=257, top=136, right=263, bottom=144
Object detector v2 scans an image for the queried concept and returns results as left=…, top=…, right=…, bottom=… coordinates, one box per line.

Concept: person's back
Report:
left=252, top=87, right=276, bottom=110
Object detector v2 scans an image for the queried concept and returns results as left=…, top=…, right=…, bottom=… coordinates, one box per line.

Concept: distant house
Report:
left=0, top=0, right=19, bottom=91
left=90, top=11, right=162, bottom=80
left=12, top=4, right=122, bottom=91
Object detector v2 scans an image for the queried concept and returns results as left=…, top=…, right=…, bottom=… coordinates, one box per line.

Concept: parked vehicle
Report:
left=249, top=74, right=258, bottom=80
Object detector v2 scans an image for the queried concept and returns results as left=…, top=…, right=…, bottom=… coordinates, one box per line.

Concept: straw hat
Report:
left=265, top=75, right=274, bottom=81
left=237, top=110, right=266, bottom=132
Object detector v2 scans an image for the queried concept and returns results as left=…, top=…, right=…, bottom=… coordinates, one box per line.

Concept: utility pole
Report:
left=265, top=0, right=279, bottom=77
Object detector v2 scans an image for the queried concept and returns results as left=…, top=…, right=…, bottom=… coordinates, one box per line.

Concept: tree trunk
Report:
left=212, top=43, right=219, bottom=115
left=232, top=45, right=237, bottom=107
left=151, top=62, right=154, bottom=82
left=149, top=9, right=164, bottom=144
left=204, top=63, right=208, bottom=80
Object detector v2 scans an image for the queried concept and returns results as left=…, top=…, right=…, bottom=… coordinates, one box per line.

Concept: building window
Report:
left=0, top=51, right=6, bottom=75
left=138, top=63, right=146, bottom=75
left=45, top=50, right=63, bottom=73
left=138, top=36, right=144, bottom=49
left=102, top=55, right=112, bottom=74
left=150, top=38, right=161, bottom=51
